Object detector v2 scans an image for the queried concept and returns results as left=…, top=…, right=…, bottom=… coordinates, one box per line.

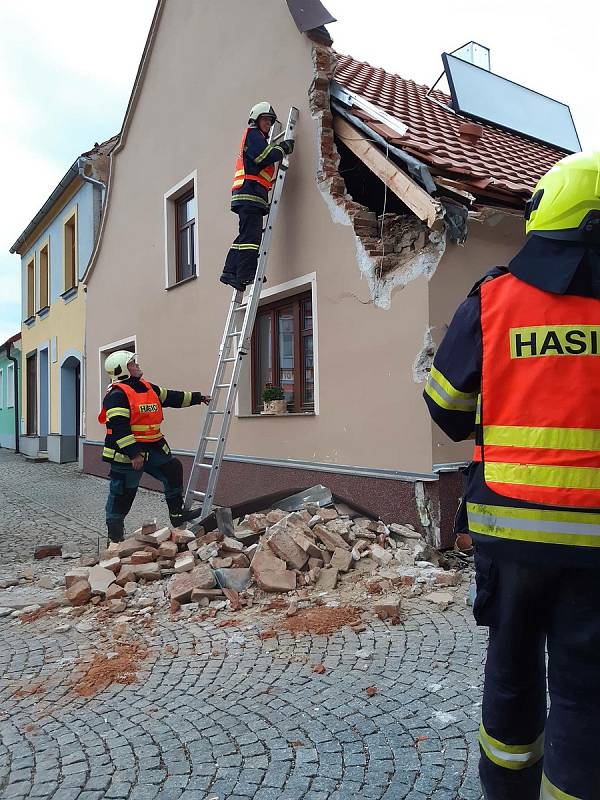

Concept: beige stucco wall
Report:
left=85, top=0, right=435, bottom=475
left=427, top=215, right=525, bottom=467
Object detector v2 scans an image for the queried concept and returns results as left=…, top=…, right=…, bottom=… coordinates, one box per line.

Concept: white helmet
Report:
left=248, top=101, right=277, bottom=124
left=104, top=350, right=137, bottom=382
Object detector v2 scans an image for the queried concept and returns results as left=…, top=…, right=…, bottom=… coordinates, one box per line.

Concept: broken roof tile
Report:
left=334, top=53, right=565, bottom=202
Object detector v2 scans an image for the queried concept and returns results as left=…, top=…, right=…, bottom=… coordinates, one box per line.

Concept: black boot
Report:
left=167, top=496, right=186, bottom=530
left=107, top=520, right=125, bottom=543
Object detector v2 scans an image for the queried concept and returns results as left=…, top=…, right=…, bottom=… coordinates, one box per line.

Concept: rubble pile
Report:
left=58, top=500, right=464, bottom=616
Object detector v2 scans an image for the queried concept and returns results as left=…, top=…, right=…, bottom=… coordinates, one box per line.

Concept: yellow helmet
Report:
left=525, top=151, right=600, bottom=243
left=104, top=350, right=136, bottom=382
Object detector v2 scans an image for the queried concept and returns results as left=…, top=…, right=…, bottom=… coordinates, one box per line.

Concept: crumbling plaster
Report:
left=309, top=40, right=447, bottom=310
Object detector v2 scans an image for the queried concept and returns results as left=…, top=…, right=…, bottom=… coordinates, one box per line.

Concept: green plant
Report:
left=262, top=384, right=285, bottom=402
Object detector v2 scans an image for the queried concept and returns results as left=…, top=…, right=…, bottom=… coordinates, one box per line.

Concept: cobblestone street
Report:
left=0, top=451, right=486, bottom=800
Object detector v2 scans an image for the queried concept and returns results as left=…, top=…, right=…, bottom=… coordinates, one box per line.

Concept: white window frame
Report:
left=163, top=170, right=199, bottom=288
left=62, top=204, right=79, bottom=292
left=98, top=335, right=138, bottom=408
left=0, top=368, right=4, bottom=410
left=6, top=363, right=14, bottom=408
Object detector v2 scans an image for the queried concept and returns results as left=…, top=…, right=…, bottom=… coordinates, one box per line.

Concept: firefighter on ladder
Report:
left=424, top=151, right=600, bottom=800
left=99, top=351, right=210, bottom=542
left=220, top=101, right=295, bottom=292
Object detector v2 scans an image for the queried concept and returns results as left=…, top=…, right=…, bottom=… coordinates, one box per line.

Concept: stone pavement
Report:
left=0, top=450, right=486, bottom=799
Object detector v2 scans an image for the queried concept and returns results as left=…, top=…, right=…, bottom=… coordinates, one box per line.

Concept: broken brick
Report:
left=34, top=545, right=62, bottom=560
left=133, top=563, right=161, bottom=582
left=330, top=548, right=353, bottom=573
left=245, top=513, right=269, bottom=533
left=170, top=529, right=195, bottom=545
left=174, top=553, right=195, bottom=573
left=313, top=524, right=349, bottom=553
left=65, top=567, right=91, bottom=589
left=106, top=583, right=126, bottom=601
left=373, top=597, right=401, bottom=620
left=255, top=569, right=296, bottom=593
left=66, top=580, right=92, bottom=607
left=99, top=557, right=122, bottom=574
left=158, top=541, right=178, bottom=559
left=170, top=565, right=216, bottom=602
left=266, top=528, right=308, bottom=571
left=136, top=527, right=170, bottom=546
left=316, top=568, right=339, bottom=591
left=231, top=553, right=250, bottom=569
left=312, top=663, right=326, bottom=674
left=221, top=536, right=244, bottom=553
left=115, top=566, right=138, bottom=587
left=88, top=566, right=117, bottom=596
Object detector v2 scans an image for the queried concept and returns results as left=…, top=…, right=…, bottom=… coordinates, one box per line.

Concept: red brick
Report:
left=66, top=580, right=91, bottom=606
left=34, top=545, right=62, bottom=560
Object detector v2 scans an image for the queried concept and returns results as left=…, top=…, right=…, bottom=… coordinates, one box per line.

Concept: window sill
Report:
left=61, top=286, right=78, bottom=303
left=166, top=274, right=198, bottom=291
left=239, top=412, right=316, bottom=418
left=24, top=315, right=35, bottom=327
left=37, top=306, right=50, bottom=319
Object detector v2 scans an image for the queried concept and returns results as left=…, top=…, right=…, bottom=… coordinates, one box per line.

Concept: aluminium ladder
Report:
left=183, top=106, right=299, bottom=522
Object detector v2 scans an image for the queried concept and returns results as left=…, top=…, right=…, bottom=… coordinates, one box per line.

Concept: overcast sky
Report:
left=0, top=0, right=597, bottom=344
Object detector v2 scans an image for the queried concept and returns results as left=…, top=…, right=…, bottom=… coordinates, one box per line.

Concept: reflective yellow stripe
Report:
left=182, top=391, right=192, bottom=408
left=232, top=179, right=244, bottom=188
left=479, top=723, right=543, bottom=771
left=106, top=407, right=130, bottom=420
left=467, top=502, right=600, bottom=547
left=485, top=461, right=600, bottom=491
left=475, top=394, right=481, bottom=425
left=159, top=387, right=168, bottom=403
left=135, top=432, right=163, bottom=442
left=231, top=243, right=260, bottom=250
left=259, top=169, right=272, bottom=180
left=162, top=444, right=170, bottom=455
left=541, top=774, right=581, bottom=800
left=254, top=144, right=274, bottom=163
left=103, top=447, right=115, bottom=458
left=114, top=453, right=132, bottom=464
left=425, top=365, right=478, bottom=412
left=116, top=434, right=137, bottom=449
left=231, top=194, right=268, bottom=206
left=234, top=169, right=245, bottom=177
left=484, top=425, right=600, bottom=452
left=130, top=424, right=160, bottom=431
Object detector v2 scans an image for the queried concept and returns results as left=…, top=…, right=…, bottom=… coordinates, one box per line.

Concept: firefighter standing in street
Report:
left=220, top=101, right=295, bottom=292
left=99, top=351, right=210, bottom=542
left=424, top=151, right=600, bottom=800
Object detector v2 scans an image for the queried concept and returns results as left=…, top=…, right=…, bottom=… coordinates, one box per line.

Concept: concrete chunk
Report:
left=266, top=528, right=308, bottom=570
left=316, top=568, right=339, bottom=591
left=133, top=562, right=161, bottom=582
left=65, top=567, right=91, bottom=589
left=99, top=557, right=122, bottom=574
left=174, top=553, right=195, bottom=573
left=371, top=544, right=393, bottom=566
left=66, top=580, right=92, bottom=607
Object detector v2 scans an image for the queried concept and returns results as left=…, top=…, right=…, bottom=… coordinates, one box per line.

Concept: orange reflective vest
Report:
left=474, top=272, right=600, bottom=507
left=231, top=128, right=276, bottom=191
left=99, top=379, right=164, bottom=444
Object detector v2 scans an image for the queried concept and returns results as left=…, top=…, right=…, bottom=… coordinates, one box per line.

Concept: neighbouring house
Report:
left=0, top=333, right=21, bottom=451
left=10, top=138, right=116, bottom=463
left=82, top=0, right=567, bottom=545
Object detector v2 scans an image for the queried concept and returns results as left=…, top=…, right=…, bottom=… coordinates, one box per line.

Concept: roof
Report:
left=0, top=332, right=21, bottom=352
left=334, top=54, right=565, bottom=203
left=10, top=136, right=118, bottom=255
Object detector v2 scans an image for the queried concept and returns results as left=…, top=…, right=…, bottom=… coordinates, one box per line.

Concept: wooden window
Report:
left=251, top=291, right=314, bottom=413
left=39, top=243, right=49, bottom=310
left=175, top=191, right=196, bottom=283
left=26, top=352, right=37, bottom=435
left=26, top=258, right=35, bottom=318
left=64, top=213, right=77, bottom=291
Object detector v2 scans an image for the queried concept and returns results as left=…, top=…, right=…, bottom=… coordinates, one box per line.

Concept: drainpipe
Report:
left=77, top=158, right=106, bottom=192
left=6, top=342, right=19, bottom=454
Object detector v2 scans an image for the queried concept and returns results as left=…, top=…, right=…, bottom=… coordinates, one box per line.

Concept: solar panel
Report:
left=442, top=52, right=581, bottom=153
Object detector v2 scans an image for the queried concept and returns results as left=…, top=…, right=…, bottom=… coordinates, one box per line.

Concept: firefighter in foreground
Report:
left=424, top=151, right=600, bottom=800
left=220, top=101, right=295, bottom=292
left=99, top=351, right=210, bottom=542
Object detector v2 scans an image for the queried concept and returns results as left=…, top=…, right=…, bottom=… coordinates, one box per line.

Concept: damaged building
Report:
left=82, top=0, right=566, bottom=546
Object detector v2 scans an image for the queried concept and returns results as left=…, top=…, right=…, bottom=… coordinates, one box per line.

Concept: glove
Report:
left=281, top=139, right=295, bottom=155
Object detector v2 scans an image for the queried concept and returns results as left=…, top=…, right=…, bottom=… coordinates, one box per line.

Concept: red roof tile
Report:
left=334, top=53, right=565, bottom=203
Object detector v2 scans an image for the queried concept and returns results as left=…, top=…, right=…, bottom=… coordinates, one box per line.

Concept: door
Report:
left=26, top=353, right=37, bottom=435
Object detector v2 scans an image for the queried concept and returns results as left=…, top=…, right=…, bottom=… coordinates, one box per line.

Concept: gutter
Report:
left=5, top=342, right=19, bottom=454
left=77, top=158, right=106, bottom=192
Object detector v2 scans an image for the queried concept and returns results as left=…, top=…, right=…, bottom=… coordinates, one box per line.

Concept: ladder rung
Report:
left=193, top=491, right=206, bottom=499
left=222, top=357, right=237, bottom=363
left=204, top=436, right=219, bottom=442
left=194, top=463, right=212, bottom=469
left=208, top=410, right=225, bottom=414
left=215, top=383, right=231, bottom=389
left=227, top=331, right=242, bottom=337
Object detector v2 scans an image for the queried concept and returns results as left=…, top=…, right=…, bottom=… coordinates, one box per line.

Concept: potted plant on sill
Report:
left=261, top=384, right=288, bottom=415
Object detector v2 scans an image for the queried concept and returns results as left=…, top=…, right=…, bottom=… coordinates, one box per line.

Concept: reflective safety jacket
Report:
left=423, top=266, right=600, bottom=562
left=231, top=126, right=286, bottom=214
left=477, top=272, right=600, bottom=508
left=99, top=377, right=204, bottom=465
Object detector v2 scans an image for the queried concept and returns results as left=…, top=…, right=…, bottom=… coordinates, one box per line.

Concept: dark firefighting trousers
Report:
left=222, top=208, right=264, bottom=285
left=474, top=551, right=600, bottom=800
left=105, top=446, right=184, bottom=538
